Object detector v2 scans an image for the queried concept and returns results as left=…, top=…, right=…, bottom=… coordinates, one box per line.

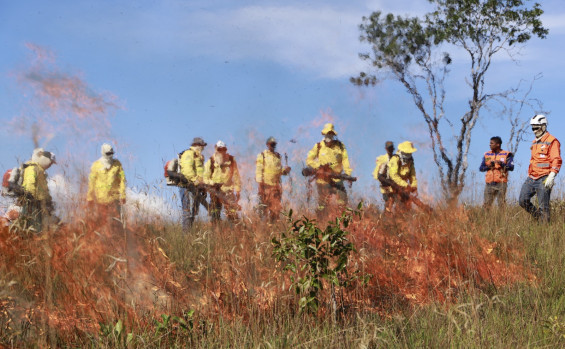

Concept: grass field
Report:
left=1, top=200, right=565, bottom=348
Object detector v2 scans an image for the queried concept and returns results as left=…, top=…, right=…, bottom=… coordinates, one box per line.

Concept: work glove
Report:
left=544, top=172, right=557, bottom=189
left=120, top=198, right=126, bottom=205
left=282, top=166, right=291, bottom=175
left=235, top=192, right=241, bottom=202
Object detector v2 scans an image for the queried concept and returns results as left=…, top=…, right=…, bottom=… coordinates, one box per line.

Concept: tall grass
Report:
left=2, top=201, right=565, bottom=348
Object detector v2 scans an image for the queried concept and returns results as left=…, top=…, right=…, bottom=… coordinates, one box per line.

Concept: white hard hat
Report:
left=215, top=140, right=226, bottom=148
left=530, top=114, right=547, bottom=126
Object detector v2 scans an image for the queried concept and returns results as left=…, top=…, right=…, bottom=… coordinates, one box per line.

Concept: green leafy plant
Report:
left=272, top=203, right=367, bottom=313
left=155, top=310, right=195, bottom=334
left=99, top=319, right=133, bottom=347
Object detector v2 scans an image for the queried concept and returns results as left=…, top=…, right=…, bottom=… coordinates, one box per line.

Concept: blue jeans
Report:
left=180, top=185, right=208, bottom=231
left=519, top=176, right=552, bottom=223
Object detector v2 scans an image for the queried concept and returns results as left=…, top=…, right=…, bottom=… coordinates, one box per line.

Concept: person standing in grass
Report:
left=87, top=143, right=126, bottom=229
left=306, top=123, right=353, bottom=218
left=178, top=137, right=209, bottom=231
left=255, top=136, right=291, bottom=222
left=387, top=141, right=418, bottom=210
left=373, top=141, right=395, bottom=211
left=20, top=148, right=57, bottom=232
left=519, top=115, right=562, bottom=223
left=479, top=136, right=514, bottom=207
left=203, top=141, right=241, bottom=222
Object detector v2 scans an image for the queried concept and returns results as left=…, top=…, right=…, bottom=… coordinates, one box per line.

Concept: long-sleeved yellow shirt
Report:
left=372, top=154, right=393, bottom=194
left=388, top=155, right=417, bottom=189
left=203, top=154, right=241, bottom=192
left=22, top=162, right=51, bottom=201
left=179, top=147, right=204, bottom=184
left=87, top=159, right=126, bottom=204
left=256, top=150, right=285, bottom=186
left=306, top=141, right=352, bottom=184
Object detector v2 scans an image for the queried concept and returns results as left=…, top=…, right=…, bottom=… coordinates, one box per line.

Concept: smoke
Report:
left=10, top=43, right=121, bottom=154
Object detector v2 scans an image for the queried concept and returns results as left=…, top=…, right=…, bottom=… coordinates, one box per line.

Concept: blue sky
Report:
left=1, top=0, right=565, bottom=214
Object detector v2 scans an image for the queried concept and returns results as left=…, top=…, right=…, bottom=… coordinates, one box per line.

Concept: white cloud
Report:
left=70, top=0, right=565, bottom=80
left=46, top=174, right=178, bottom=222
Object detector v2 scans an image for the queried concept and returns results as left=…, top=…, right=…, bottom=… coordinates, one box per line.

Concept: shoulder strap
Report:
left=336, top=140, right=344, bottom=150
left=209, top=156, right=215, bottom=177
left=262, top=151, right=266, bottom=183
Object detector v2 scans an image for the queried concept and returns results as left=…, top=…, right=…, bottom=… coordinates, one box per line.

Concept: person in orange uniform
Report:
left=479, top=136, right=514, bottom=207
left=519, top=115, right=562, bottom=222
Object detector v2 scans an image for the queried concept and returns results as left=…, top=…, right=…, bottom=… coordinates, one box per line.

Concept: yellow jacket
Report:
left=373, top=154, right=393, bottom=194
left=388, top=155, right=417, bottom=189
left=22, top=162, right=51, bottom=201
left=203, top=154, right=241, bottom=192
left=256, top=150, right=285, bottom=186
left=179, top=147, right=204, bottom=184
left=87, top=159, right=126, bottom=204
left=306, top=141, right=352, bottom=184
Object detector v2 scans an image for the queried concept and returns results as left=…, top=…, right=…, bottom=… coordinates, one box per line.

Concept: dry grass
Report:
left=1, top=200, right=565, bottom=347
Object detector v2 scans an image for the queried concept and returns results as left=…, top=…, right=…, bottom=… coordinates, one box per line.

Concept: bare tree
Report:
left=352, top=0, right=547, bottom=201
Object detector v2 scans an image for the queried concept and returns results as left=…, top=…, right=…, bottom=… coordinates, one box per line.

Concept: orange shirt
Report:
left=481, top=150, right=513, bottom=183
left=528, top=132, right=562, bottom=179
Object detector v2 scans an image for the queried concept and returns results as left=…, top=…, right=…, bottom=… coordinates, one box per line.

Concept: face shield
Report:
left=101, top=143, right=115, bottom=160
left=531, top=124, right=546, bottom=138
left=399, top=151, right=413, bottom=164
left=324, top=133, right=336, bottom=143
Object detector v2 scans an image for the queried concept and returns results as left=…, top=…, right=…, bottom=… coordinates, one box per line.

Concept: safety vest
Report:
left=306, top=141, right=352, bottom=184
left=87, top=159, right=126, bottom=204
left=528, top=132, right=562, bottom=179
left=256, top=150, right=283, bottom=186
left=22, top=162, right=51, bottom=201
left=203, top=154, right=241, bottom=192
left=373, top=154, right=393, bottom=194
left=388, top=154, right=417, bottom=189
left=179, top=147, right=204, bottom=184
left=483, top=150, right=511, bottom=183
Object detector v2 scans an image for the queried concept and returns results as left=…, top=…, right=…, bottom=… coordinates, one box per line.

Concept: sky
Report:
left=1, top=0, right=565, bottom=217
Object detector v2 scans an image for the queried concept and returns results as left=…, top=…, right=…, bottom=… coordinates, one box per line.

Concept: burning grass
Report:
left=0, top=204, right=539, bottom=346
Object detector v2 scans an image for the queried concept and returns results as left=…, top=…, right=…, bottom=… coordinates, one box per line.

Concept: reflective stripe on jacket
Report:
left=203, top=155, right=241, bottom=192
left=22, top=162, right=51, bottom=201
left=306, top=141, right=352, bottom=184
left=388, top=155, right=417, bottom=189
left=479, top=150, right=514, bottom=183
left=256, top=150, right=283, bottom=186
left=87, top=159, right=126, bottom=204
left=179, top=147, right=204, bottom=184
left=373, top=154, right=393, bottom=194
left=528, top=132, right=562, bottom=179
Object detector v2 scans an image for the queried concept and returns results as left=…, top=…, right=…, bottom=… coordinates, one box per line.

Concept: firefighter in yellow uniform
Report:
left=306, top=123, right=352, bottom=217
left=387, top=141, right=418, bottom=210
left=256, top=136, right=291, bottom=221
left=87, top=143, right=126, bottom=228
left=21, top=148, right=57, bottom=231
left=372, top=141, right=395, bottom=209
left=178, top=137, right=208, bottom=230
left=203, top=141, right=241, bottom=222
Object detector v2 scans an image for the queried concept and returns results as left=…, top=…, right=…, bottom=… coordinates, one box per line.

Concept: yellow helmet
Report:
left=397, top=141, right=417, bottom=154
left=321, top=123, right=337, bottom=135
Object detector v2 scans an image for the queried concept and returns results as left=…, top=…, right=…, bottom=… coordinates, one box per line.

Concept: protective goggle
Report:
left=531, top=125, right=543, bottom=131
